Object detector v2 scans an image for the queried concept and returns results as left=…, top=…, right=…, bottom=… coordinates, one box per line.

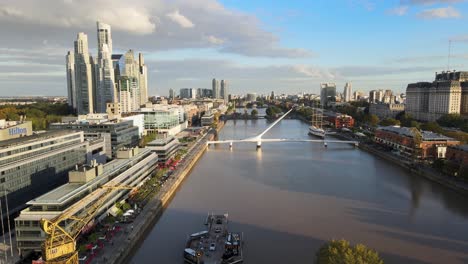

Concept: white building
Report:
left=95, top=21, right=116, bottom=113
left=343, top=82, right=352, bottom=102
left=212, top=78, right=220, bottom=99
left=220, top=80, right=228, bottom=102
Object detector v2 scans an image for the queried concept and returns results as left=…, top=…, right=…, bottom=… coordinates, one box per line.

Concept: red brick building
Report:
left=446, top=145, right=468, bottom=166
left=324, top=113, right=355, bottom=128
left=374, top=126, right=460, bottom=160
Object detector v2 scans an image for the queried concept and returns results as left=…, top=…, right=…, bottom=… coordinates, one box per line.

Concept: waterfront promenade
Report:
left=93, top=129, right=215, bottom=264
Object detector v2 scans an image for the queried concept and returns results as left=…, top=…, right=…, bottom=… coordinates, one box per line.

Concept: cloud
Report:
left=166, top=9, right=194, bottom=28
left=401, top=0, right=464, bottom=5
left=205, top=35, right=224, bottom=45
left=387, top=6, right=409, bottom=16
left=0, top=0, right=310, bottom=58
left=417, top=6, right=461, bottom=19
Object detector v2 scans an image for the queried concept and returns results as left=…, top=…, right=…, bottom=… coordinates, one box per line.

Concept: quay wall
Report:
left=111, top=136, right=210, bottom=264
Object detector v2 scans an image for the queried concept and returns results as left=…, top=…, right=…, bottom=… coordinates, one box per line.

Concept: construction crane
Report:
left=40, top=185, right=135, bottom=264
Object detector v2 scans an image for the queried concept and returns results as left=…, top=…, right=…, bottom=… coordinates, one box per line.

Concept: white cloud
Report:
left=205, top=35, right=224, bottom=45
left=166, top=9, right=194, bottom=28
left=401, top=0, right=464, bottom=5
left=387, top=6, right=409, bottom=16
left=417, top=6, right=461, bottom=19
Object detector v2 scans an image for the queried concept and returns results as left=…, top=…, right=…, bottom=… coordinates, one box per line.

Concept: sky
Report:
left=1, top=0, right=468, bottom=97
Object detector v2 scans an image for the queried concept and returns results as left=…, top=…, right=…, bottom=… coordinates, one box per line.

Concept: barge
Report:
left=184, top=213, right=243, bottom=264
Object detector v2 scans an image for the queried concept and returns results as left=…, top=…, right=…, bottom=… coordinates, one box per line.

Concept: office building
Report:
left=212, top=78, right=220, bottom=99
left=67, top=32, right=95, bottom=114
left=138, top=53, right=148, bottom=105
left=49, top=115, right=139, bottom=156
left=180, top=88, right=197, bottom=99
left=0, top=119, right=32, bottom=141
left=369, top=90, right=384, bottom=103
left=220, top=80, right=228, bottom=102
left=15, top=147, right=157, bottom=254
left=0, top=131, right=91, bottom=217
left=320, top=83, right=336, bottom=107
left=147, top=137, right=180, bottom=164
left=169, top=88, right=175, bottom=99
left=343, top=82, right=352, bottom=102
left=197, top=88, right=213, bottom=98
left=369, top=103, right=405, bottom=119
left=95, top=22, right=116, bottom=113
left=139, top=104, right=188, bottom=136
left=246, top=93, right=257, bottom=102
left=406, top=71, right=468, bottom=121
left=201, top=112, right=215, bottom=126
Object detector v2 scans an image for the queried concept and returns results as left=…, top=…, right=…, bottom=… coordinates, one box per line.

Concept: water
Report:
left=132, top=119, right=468, bottom=264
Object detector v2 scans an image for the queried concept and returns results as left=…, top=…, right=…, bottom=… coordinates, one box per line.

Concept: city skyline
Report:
left=2, top=0, right=468, bottom=96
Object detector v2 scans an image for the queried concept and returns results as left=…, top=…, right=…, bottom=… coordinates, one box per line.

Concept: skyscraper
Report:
left=66, top=51, right=75, bottom=110
left=169, top=88, right=175, bottom=99
left=320, top=83, right=336, bottom=107
left=95, top=22, right=116, bottom=113
left=343, top=82, right=352, bottom=102
left=70, top=32, right=94, bottom=114
left=212, top=78, right=220, bottom=99
left=220, top=80, right=228, bottom=102
left=138, top=53, right=148, bottom=105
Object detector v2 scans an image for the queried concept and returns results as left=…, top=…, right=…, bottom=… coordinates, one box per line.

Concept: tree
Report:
left=251, top=109, right=258, bottom=118
left=365, top=114, right=380, bottom=127
left=437, top=114, right=465, bottom=128
left=380, top=118, right=400, bottom=126
left=420, top=122, right=443, bottom=134
left=316, top=239, right=384, bottom=264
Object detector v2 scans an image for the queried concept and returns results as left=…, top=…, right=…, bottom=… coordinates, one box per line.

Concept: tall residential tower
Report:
left=95, top=22, right=116, bottom=113
left=220, top=80, right=228, bottom=102
left=212, top=78, right=220, bottom=99
left=71, top=32, right=94, bottom=114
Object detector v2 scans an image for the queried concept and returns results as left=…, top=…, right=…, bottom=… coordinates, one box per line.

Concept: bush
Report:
left=316, top=239, right=383, bottom=264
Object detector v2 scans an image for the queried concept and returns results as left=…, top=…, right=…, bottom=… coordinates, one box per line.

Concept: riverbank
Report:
left=98, top=130, right=215, bottom=264
left=292, top=116, right=468, bottom=196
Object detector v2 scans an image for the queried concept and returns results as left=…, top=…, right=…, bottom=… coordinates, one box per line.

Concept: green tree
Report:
left=316, top=239, right=384, bottom=264
left=380, top=118, right=400, bottom=126
left=420, top=122, right=443, bottom=134
left=251, top=109, right=258, bottom=117
left=437, top=114, right=465, bottom=128
left=365, top=114, right=380, bottom=127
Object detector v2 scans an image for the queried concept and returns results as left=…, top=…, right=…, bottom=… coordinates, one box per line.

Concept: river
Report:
left=131, top=119, right=468, bottom=264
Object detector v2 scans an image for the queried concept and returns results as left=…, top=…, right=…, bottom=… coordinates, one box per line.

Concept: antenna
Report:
left=447, top=40, right=452, bottom=71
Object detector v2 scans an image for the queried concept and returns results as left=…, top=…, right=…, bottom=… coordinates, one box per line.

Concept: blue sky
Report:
left=1, top=0, right=468, bottom=96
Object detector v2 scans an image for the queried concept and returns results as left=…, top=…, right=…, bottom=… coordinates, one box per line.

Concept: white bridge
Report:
left=207, top=108, right=359, bottom=148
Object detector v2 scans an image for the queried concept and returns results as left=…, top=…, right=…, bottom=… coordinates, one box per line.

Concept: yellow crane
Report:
left=40, top=185, right=135, bottom=264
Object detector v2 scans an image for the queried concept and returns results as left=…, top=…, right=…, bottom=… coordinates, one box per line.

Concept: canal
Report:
left=131, top=119, right=468, bottom=264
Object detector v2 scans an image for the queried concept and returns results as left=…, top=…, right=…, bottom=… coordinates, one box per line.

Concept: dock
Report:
left=184, top=213, right=243, bottom=264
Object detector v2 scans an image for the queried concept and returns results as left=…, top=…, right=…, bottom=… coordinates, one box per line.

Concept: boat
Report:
left=184, top=213, right=243, bottom=264
left=309, top=105, right=325, bottom=138
left=309, top=125, right=325, bottom=138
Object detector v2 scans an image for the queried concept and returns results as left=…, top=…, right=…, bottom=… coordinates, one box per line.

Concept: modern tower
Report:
left=66, top=51, right=76, bottom=110
left=343, top=82, right=352, bottom=102
left=95, top=21, right=116, bottom=113
left=138, top=53, right=148, bottom=105
left=320, top=83, right=336, bottom=107
left=220, top=80, right=228, bottom=102
left=212, top=78, right=220, bottom=99
left=71, top=32, right=94, bottom=114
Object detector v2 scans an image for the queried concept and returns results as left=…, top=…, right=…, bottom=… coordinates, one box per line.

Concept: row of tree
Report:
left=0, top=103, right=72, bottom=130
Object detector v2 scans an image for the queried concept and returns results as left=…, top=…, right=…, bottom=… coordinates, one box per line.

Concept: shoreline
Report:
left=295, top=116, right=468, bottom=196
left=107, top=127, right=219, bottom=264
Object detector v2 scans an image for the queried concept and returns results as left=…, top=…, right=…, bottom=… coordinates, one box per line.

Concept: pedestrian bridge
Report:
left=207, top=108, right=359, bottom=148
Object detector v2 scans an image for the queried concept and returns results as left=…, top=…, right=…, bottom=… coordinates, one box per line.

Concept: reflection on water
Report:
left=132, top=120, right=468, bottom=264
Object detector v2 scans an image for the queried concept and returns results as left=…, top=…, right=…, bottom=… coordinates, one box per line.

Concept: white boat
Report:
left=309, top=125, right=325, bottom=138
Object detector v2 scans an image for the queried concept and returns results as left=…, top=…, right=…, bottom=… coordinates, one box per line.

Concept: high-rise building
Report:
left=246, top=93, right=257, bottom=102
left=169, top=88, right=175, bottom=99
left=220, top=80, right=228, bottom=102
left=95, top=22, right=116, bottom=113
left=343, top=82, right=352, bottom=102
left=369, top=90, right=384, bottom=103
left=114, top=50, right=142, bottom=113
left=406, top=71, right=468, bottom=121
left=138, top=53, right=148, bottom=105
left=71, top=32, right=95, bottom=114
left=320, top=83, right=336, bottom=107
left=66, top=51, right=76, bottom=110
left=212, top=78, right=220, bottom=99
left=180, top=88, right=197, bottom=99
left=197, top=88, right=212, bottom=98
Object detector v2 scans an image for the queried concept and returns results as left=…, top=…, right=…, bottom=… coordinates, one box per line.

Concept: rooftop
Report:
left=0, top=130, right=80, bottom=149
left=378, top=126, right=458, bottom=141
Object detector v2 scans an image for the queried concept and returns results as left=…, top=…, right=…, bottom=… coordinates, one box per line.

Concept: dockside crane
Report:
left=40, top=185, right=135, bottom=264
